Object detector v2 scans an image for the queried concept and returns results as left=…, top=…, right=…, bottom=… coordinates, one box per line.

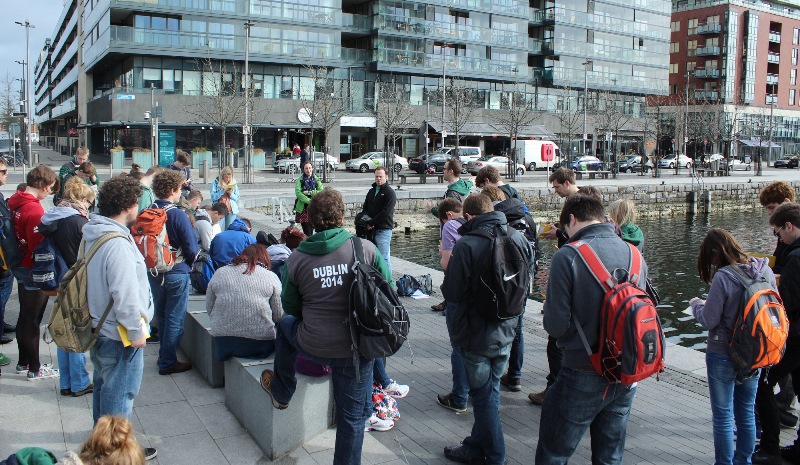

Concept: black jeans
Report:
left=755, top=338, right=800, bottom=454
left=16, top=285, right=49, bottom=372
left=545, top=336, right=562, bottom=389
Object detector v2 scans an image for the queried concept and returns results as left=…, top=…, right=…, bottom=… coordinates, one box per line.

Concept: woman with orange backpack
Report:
left=690, top=228, right=778, bottom=465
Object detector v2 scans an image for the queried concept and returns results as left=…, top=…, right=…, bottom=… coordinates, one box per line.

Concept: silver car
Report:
left=345, top=152, right=408, bottom=173
left=275, top=152, right=338, bottom=173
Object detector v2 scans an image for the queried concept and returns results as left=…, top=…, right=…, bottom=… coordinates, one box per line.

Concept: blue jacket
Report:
left=210, top=177, right=240, bottom=215
left=153, top=199, right=198, bottom=274
left=210, top=218, right=256, bottom=267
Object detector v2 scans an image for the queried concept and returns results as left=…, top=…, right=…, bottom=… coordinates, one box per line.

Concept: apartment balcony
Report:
left=373, top=48, right=526, bottom=79
left=531, top=67, right=554, bottom=85
left=768, top=53, right=781, bottom=63
left=769, top=32, right=782, bottom=43
left=50, top=96, right=76, bottom=119
left=696, top=46, right=721, bottom=56
left=694, top=68, right=720, bottom=78
left=342, top=14, right=371, bottom=33
left=528, top=38, right=554, bottom=55
left=694, top=90, right=719, bottom=100
left=529, top=8, right=556, bottom=24
left=766, top=94, right=778, bottom=105
left=376, top=14, right=527, bottom=48
left=766, top=74, right=779, bottom=85
left=697, top=23, right=722, bottom=34
left=527, top=6, right=668, bottom=40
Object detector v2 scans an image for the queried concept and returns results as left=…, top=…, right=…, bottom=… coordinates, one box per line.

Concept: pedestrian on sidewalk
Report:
left=169, top=151, right=193, bottom=198
left=9, top=165, right=59, bottom=380
left=294, top=161, right=323, bottom=237
left=0, top=158, right=15, bottom=369
left=359, top=167, right=396, bottom=277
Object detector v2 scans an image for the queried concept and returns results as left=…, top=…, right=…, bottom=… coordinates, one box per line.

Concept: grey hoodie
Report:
left=267, top=244, right=292, bottom=263
left=82, top=215, right=154, bottom=342
left=194, top=208, right=215, bottom=253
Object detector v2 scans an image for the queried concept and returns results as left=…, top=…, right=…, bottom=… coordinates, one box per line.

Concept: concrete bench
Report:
left=574, top=170, right=611, bottom=180
left=696, top=168, right=725, bottom=177
left=180, top=305, right=225, bottom=388
left=398, top=173, right=445, bottom=184
left=224, top=356, right=335, bottom=460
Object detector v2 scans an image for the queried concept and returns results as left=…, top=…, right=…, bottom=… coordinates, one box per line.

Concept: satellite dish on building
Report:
left=298, top=108, right=313, bottom=124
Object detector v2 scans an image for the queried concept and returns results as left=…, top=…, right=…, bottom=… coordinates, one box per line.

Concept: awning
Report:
left=739, top=139, right=781, bottom=148
left=426, top=121, right=555, bottom=138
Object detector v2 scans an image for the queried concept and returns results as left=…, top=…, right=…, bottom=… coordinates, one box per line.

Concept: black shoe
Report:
left=60, top=388, right=72, bottom=396
left=3, top=322, right=15, bottom=333
left=782, top=445, right=800, bottom=465
left=499, top=374, right=522, bottom=392
left=437, top=393, right=467, bottom=413
left=144, top=447, right=157, bottom=461
left=781, top=416, right=799, bottom=429
left=0, top=335, right=12, bottom=345
left=72, top=384, right=94, bottom=397
left=443, top=445, right=487, bottom=464
left=752, top=448, right=782, bottom=464
left=147, top=333, right=159, bottom=344
left=158, top=361, right=192, bottom=375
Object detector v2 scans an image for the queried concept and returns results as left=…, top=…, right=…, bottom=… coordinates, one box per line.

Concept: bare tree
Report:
left=375, top=76, right=417, bottom=182
left=592, top=90, right=635, bottom=174
left=491, top=81, right=543, bottom=180
left=445, top=78, right=477, bottom=152
left=300, top=63, right=348, bottom=183
left=739, top=107, right=769, bottom=176
left=0, top=73, right=18, bottom=131
left=640, top=99, right=666, bottom=177
left=553, top=85, right=584, bottom=166
left=717, top=103, right=744, bottom=175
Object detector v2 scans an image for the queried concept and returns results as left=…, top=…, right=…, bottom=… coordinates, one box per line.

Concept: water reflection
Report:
left=391, top=209, right=774, bottom=349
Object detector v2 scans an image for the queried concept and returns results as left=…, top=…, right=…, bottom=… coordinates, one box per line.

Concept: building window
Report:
left=792, top=69, right=797, bottom=85
left=791, top=89, right=796, bottom=106
left=670, top=84, right=679, bottom=95
left=794, top=49, right=798, bottom=65
left=795, top=28, right=800, bottom=45
left=707, top=15, right=720, bottom=24
left=687, top=61, right=696, bottom=72
left=687, top=40, right=697, bottom=56
left=671, top=21, right=681, bottom=32
left=688, top=18, right=698, bottom=35
left=670, top=63, right=678, bottom=74
left=670, top=42, right=680, bottom=53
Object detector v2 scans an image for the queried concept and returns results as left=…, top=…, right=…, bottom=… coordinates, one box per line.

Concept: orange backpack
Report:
left=130, top=205, right=176, bottom=275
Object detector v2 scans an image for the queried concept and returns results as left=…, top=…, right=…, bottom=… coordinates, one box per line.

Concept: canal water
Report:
left=391, top=208, right=775, bottom=349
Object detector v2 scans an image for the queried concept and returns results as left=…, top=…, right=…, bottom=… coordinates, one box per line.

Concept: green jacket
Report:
left=137, top=184, right=156, bottom=213
left=294, top=174, right=323, bottom=213
left=432, top=178, right=474, bottom=217
left=620, top=222, right=644, bottom=247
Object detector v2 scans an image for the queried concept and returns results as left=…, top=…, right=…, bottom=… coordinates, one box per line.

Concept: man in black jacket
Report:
left=441, top=194, right=532, bottom=465
left=360, top=167, right=396, bottom=276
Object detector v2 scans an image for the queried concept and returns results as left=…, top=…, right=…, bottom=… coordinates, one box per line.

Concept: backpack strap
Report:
left=79, top=232, right=129, bottom=339
left=722, top=264, right=763, bottom=288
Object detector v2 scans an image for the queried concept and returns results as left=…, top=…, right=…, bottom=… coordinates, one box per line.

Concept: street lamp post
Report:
left=682, top=68, right=690, bottom=175
left=244, top=20, right=254, bottom=183
left=582, top=60, right=593, bottom=159
left=765, top=82, right=776, bottom=176
left=16, top=20, right=34, bottom=176
left=441, top=42, right=448, bottom=148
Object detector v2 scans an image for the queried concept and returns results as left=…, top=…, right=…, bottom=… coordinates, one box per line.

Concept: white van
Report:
left=436, top=146, right=482, bottom=164
left=515, top=140, right=561, bottom=171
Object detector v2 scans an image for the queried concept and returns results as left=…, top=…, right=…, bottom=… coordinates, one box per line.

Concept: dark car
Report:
left=617, top=156, right=653, bottom=173
left=409, top=154, right=429, bottom=172
left=569, top=156, right=603, bottom=171
left=775, top=156, right=799, bottom=168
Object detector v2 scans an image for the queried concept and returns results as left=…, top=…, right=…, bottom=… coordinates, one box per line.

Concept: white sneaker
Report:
left=365, top=414, right=394, bottom=432
left=27, top=365, right=59, bottom=381
left=384, top=380, right=409, bottom=398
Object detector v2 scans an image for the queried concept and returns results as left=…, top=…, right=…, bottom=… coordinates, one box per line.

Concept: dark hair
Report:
left=308, top=189, right=344, bottom=231
left=549, top=167, right=576, bottom=185
left=697, top=228, right=750, bottom=284
left=210, top=202, right=229, bottom=216
left=462, top=193, right=493, bottom=217
left=770, top=202, right=800, bottom=229
left=280, top=226, right=307, bottom=250
left=98, top=175, right=143, bottom=217
left=230, top=244, right=271, bottom=275
left=145, top=165, right=164, bottom=177
left=480, top=186, right=506, bottom=202
left=577, top=185, right=602, bottom=202
left=79, top=161, right=96, bottom=177
left=187, top=189, right=203, bottom=201
left=374, top=166, right=389, bottom=176
left=15, top=183, right=26, bottom=191
left=128, top=164, right=144, bottom=181
left=475, top=166, right=501, bottom=187
left=760, top=181, right=796, bottom=206
left=239, top=218, right=252, bottom=230
left=151, top=170, right=184, bottom=199
left=438, top=198, right=462, bottom=222
left=301, top=161, right=313, bottom=171
left=176, top=152, right=191, bottom=165
left=446, top=158, right=462, bottom=176
left=559, top=193, right=605, bottom=226
left=26, top=164, right=58, bottom=193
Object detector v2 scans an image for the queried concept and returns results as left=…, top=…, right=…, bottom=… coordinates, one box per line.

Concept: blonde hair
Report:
left=79, top=416, right=144, bottom=465
left=220, top=166, right=234, bottom=177
left=608, top=199, right=637, bottom=226
left=480, top=185, right=506, bottom=202
left=63, top=177, right=96, bottom=203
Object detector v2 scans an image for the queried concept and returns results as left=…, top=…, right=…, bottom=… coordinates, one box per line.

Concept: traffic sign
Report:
left=151, top=106, right=163, bottom=118
left=12, top=112, right=26, bottom=117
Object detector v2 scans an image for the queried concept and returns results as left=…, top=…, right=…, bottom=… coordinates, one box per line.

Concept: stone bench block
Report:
left=180, top=307, right=224, bottom=388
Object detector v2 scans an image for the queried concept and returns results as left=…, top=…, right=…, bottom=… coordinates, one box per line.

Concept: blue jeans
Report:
left=0, top=273, right=14, bottom=338
left=372, top=228, right=392, bottom=276
left=707, top=352, right=759, bottom=465
left=445, top=301, right=469, bottom=407
left=223, top=213, right=237, bottom=230
left=213, top=336, right=275, bottom=362
left=271, top=316, right=374, bottom=465
left=535, top=367, right=637, bottom=465
left=374, top=357, right=391, bottom=387
left=149, top=273, right=190, bottom=370
left=57, top=347, right=91, bottom=392
left=90, top=336, right=144, bottom=424
left=458, top=345, right=511, bottom=465
left=507, top=314, right=524, bottom=379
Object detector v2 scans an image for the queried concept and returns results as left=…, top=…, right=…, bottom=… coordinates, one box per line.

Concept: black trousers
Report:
left=755, top=339, right=800, bottom=454
left=545, top=335, right=563, bottom=389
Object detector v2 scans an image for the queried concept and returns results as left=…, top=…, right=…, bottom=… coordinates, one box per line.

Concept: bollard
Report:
left=200, top=160, right=210, bottom=184
left=32, top=152, right=39, bottom=164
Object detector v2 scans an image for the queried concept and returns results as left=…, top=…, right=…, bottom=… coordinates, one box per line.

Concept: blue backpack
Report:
left=31, top=236, right=69, bottom=296
left=190, top=252, right=216, bottom=294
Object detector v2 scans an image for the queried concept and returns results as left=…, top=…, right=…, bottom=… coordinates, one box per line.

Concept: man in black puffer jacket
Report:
left=360, top=167, right=396, bottom=276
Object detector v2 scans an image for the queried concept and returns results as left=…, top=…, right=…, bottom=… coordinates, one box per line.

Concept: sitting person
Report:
left=60, top=415, right=144, bottom=465
left=267, top=226, right=307, bottom=280
left=206, top=244, right=283, bottom=361
left=194, top=202, right=228, bottom=254
left=209, top=217, right=256, bottom=267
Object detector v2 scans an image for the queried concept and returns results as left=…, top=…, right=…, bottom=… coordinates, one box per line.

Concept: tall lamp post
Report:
left=441, top=42, right=449, bottom=148
left=682, top=68, right=690, bottom=175
left=243, top=20, right=254, bottom=183
left=16, top=20, right=34, bottom=175
left=582, top=59, right=593, bottom=158
left=14, top=61, right=25, bottom=161
left=764, top=82, right=776, bottom=177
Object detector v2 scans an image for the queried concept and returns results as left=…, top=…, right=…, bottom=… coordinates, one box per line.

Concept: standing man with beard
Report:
left=359, top=167, right=396, bottom=277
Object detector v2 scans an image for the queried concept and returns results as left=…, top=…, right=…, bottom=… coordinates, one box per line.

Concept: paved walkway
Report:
left=0, top=147, right=799, bottom=463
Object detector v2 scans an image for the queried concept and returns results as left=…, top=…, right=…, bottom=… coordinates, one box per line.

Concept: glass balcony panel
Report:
left=769, top=32, right=781, bottom=43
left=373, top=48, right=526, bottom=78
left=696, top=46, right=721, bottom=56
left=694, top=68, right=720, bottom=78
left=696, top=23, right=722, bottom=34
left=768, top=53, right=780, bottom=63
left=766, top=74, right=779, bottom=84
left=375, top=14, right=526, bottom=48
left=342, top=13, right=371, bottom=31
left=529, top=7, right=669, bottom=41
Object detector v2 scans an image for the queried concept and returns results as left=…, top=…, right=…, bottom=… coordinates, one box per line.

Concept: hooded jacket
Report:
left=193, top=208, right=215, bottom=253
left=38, top=206, right=87, bottom=267
left=209, top=218, right=256, bottom=267
left=8, top=191, right=45, bottom=268
left=691, top=257, right=775, bottom=354
left=83, top=215, right=153, bottom=342
left=441, top=211, right=531, bottom=352
left=153, top=199, right=198, bottom=273
left=494, top=198, right=537, bottom=243
left=543, top=222, right=649, bottom=369
left=210, top=177, right=240, bottom=215
left=778, top=238, right=800, bottom=339
left=445, top=178, right=473, bottom=201
left=282, top=228, right=390, bottom=358
left=294, top=173, right=323, bottom=214
left=361, top=182, right=396, bottom=230
left=137, top=183, right=155, bottom=213
left=620, top=222, right=644, bottom=248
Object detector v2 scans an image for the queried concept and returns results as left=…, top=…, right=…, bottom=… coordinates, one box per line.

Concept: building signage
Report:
left=298, top=108, right=312, bottom=124
left=158, top=129, right=176, bottom=167
left=116, top=94, right=136, bottom=100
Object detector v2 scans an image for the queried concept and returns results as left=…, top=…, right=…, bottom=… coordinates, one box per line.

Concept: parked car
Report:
left=274, top=151, right=338, bottom=173
left=409, top=153, right=466, bottom=173
left=722, top=158, right=752, bottom=171
left=775, top=156, right=799, bottom=168
left=345, top=151, right=408, bottom=173
left=569, top=156, right=603, bottom=171
left=436, top=146, right=482, bottom=164
left=658, top=154, right=693, bottom=169
left=466, top=156, right=526, bottom=176
left=617, top=156, right=653, bottom=173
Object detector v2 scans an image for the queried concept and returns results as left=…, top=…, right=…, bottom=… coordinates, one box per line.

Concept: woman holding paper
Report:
left=211, top=165, right=240, bottom=230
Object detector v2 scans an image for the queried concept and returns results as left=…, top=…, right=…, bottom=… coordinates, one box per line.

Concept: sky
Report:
left=0, top=1, right=65, bottom=102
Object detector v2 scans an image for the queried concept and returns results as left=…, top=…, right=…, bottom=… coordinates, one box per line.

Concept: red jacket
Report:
left=8, top=190, right=45, bottom=268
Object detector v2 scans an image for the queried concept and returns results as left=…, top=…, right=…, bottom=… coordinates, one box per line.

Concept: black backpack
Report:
left=348, top=236, right=410, bottom=360
left=0, top=197, right=21, bottom=271
left=464, top=226, right=531, bottom=321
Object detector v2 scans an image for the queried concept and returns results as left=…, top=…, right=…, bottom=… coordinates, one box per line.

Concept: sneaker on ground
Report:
left=437, top=393, right=467, bottom=413
left=499, top=374, right=522, bottom=392
left=15, top=364, right=28, bottom=374
left=365, top=414, right=394, bottom=432
left=384, top=380, right=410, bottom=398
left=528, top=389, right=547, bottom=406
left=0, top=353, right=10, bottom=366
left=144, top=447, right=158, bottom=461
left=28, top=365, right=60, bottom=381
